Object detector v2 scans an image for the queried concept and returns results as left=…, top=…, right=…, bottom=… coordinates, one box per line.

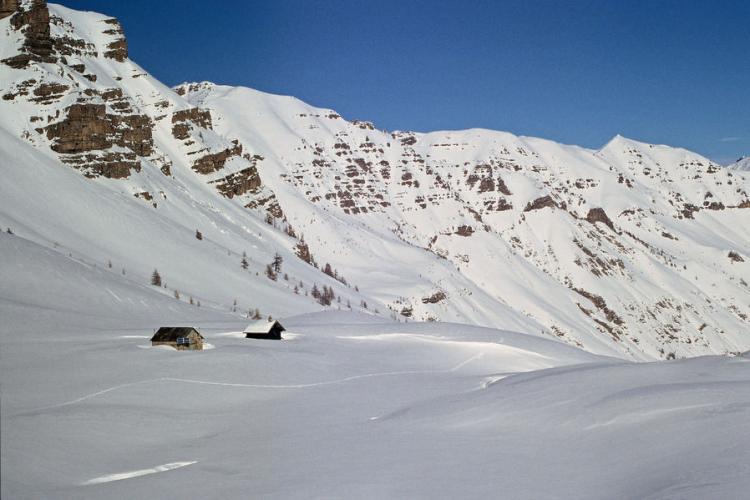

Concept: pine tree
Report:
left=107, top=260, right=112, bottom=269
left=241, top=251, right=249, bottom=270
left=272, top=252, right=283, bottom=273
left=295, top=239, right=313, bottom=265
left=293, top=285, right=299, bottom=294
left=195, top=230, right=203, bottom=240
left=6, top=227, right=12, bottom=234
left=265, top=264, right=277, bottom=281
left=174, top=290, right=180, bottom=300
left=253, top=308, right=262, bottom=320
left=151, top=269, right=162, bottom=286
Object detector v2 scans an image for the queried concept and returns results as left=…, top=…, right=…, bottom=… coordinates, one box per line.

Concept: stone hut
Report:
left=243, top=319, right=285, bottom=340
left=150, top=327, right=204, bottom=350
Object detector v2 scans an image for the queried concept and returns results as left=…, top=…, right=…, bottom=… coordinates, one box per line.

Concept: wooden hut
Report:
left=150, top=327, right=204, bottom=350
left=243, top=319, right=285, bottom=340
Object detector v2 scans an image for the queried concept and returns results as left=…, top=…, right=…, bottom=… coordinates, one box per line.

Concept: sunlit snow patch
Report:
left=83, top=461, right=197, bottom=485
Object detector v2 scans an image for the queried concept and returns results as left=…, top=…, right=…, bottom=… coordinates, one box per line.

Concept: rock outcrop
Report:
left=0, top=0, right=19, bottom=20
left=42, top=103, right=153, bottom=178
left=101, top=18, right=127, bottom=61
left=524, top=195, right=559, bottom=212
left=192, top=141, right=242, bottom=174
left=172, top=108, right=212, bottom=140
left=586, top=207, right=615, bottom=231
left=2, top=0, right=55, bottom=68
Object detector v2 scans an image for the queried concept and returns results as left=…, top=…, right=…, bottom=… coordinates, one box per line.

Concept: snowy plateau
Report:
left=1, top=1, right=749, bottom=499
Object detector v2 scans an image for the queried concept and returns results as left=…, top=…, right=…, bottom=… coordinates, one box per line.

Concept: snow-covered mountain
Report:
left=727, top=156, right=750, bottom=171
left=2, top=1, right=749, bottom=360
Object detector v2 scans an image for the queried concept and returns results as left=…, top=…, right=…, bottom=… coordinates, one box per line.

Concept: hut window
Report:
left=176, top=337, right=190, bottom=345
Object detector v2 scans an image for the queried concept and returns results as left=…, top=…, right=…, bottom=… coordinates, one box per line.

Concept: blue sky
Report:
left=64, top=0, right=749, bottom=164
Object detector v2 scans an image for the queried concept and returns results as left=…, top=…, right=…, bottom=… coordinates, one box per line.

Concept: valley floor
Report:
left=2, top=234, right=749, bottom=499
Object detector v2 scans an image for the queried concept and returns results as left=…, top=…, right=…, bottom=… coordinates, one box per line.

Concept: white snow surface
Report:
left=2, top=233, right=750, bottom=499
left=727, top=156, right=750, bottom=171
left=1, top=3, right=750, bottom=497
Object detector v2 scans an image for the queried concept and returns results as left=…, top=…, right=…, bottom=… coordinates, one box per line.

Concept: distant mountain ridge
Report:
left=1, top=0, right=749, bottom=359
left=728, top=156, right=750, bottom=171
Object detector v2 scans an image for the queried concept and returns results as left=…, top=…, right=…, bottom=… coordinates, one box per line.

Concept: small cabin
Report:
left=243, top=319, right=285, bottom=340
left=151, top=327, right=204, bottom=350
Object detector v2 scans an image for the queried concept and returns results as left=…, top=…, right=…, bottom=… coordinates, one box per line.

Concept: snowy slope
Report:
left=1, top=1, right=749, bottom=359
left=0, top=1, right=392, bottom=326
left=727, top=156, right=750, bottom=171
left=2, top=233, right=749, bottom=499
left=178, top=83, right=750, bottom=359
left=2, top=3, right=750, bottom=498
left=2, top=233, right=749, bottom=498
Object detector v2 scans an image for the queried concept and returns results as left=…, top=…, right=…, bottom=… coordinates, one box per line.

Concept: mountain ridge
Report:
left=1, top=0, right=748, bottom=360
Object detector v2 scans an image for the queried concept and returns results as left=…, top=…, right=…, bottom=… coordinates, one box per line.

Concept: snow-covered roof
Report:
left=243, top=319, right=285, bottom=334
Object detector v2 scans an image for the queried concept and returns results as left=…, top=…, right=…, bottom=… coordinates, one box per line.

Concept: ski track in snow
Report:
left=83, top=461, right=197, bottom=485
left=24, top=353, right=486, bottom=414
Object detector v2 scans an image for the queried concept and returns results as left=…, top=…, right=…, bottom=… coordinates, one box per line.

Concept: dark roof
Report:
left=151, top=327, right=203, bottom=342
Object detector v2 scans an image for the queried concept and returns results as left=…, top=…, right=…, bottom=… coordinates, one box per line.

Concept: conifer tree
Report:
left=272, top=252, right=283, bottom=273
left=265, top=264, right=277, bottom=280
left=151, top=269, right=162, bottom=286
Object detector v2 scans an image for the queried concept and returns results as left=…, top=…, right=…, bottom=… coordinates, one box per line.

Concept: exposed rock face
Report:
left=209, top=155, right=264, bottom=198
left=455, top=225, right=474, bottom=236
left=192, top=141, right=242, bottom=174
left=524, top=195, right=559, bottom=212
left=44, top=104, right=111, bottom=153
left=728, top=251, right=745, bottom=263
left=172, top=108, right=212, bottom=140
left=42, top=103, right=153, bottom=178
left=2, top=0, right=55, bottom=68
left=586, top=207, right=615, bottom=231
left=30, top=82, right=68, bottom=104
left=421, top=291, right=447, bottom=304
left=0, top=0, right=18, bottom=20
left=101, top=18, right=127, bottom=61
left=2, top=78, right=36, bottom=100
left=351, top=120, right=374, bottom=130
left=59, top=151, right=139, bottom=179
